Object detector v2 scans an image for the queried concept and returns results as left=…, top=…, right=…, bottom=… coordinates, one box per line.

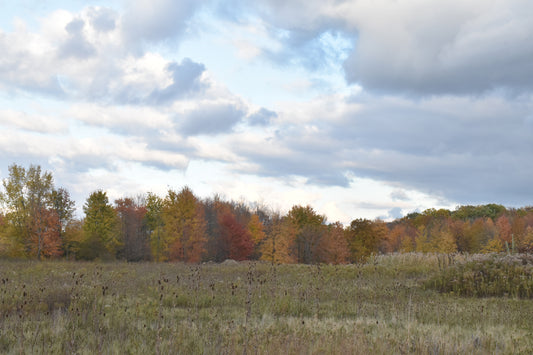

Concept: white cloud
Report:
left=2, top=0, right=533, bottom=223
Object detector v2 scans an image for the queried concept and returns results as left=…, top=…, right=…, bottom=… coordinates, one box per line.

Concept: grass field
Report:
left=1, top=253, right=532, bottom=354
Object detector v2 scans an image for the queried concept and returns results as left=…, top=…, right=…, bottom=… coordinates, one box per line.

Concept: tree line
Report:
left=1, top=164, right=532, bottom=263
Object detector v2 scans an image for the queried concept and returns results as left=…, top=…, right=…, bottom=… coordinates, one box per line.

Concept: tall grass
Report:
left=426, top=253, right=533, bottom=298
left=0, top=254, right=532, bottom=354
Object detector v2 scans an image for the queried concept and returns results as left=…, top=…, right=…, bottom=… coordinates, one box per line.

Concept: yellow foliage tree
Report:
left=162, top=187, right=206, bottom=263
left=259, top=215, right=296, bottom=263
left=247, top=214, right=266, bottom=259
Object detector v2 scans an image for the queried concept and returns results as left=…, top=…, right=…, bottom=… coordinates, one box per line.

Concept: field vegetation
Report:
left=1, top=253, right=532, bottom=354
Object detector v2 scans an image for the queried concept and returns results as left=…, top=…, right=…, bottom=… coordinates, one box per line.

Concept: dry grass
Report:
left=0, top=254, right=532, bottom=354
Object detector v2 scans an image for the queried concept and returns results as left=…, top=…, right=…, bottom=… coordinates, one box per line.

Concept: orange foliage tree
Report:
left=316, top=222, right=349, bottom=264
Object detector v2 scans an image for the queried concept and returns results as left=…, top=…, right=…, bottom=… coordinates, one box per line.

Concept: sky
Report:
left=1, top=0, right=533, bottom=224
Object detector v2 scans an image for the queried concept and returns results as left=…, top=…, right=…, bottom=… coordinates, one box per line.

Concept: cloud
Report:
left=224, top=90, right=533, bottom=206
left=87, top=6, right=117, bottom=32
left=341, top=0, right=533, bottom=95
left=233, top=0, right=533, bottom=95
left=0, top=6, right=211, bottom=106
left=122, top=0, right=205, bottom=47
left=178, top=103, right=246, bottom=136
left=59, top=18, right=96, bottom=59
left=149, top=58, right=206, bottom=104
left=0, top=109, right=68, bottom=133
left=247, top=107, right=277, bottom=126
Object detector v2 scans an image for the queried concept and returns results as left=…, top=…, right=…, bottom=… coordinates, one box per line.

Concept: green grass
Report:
left=1, top=253, right=532, bottom=354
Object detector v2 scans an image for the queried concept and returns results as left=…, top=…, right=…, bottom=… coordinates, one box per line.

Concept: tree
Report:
left=0, top=164, right=28, bottom=254
left=162, top=187, right=206, bottom=263
left=287, top=205, right=326, bottom=264
left=50, top=187, right=76, bottom=256
left=115, top=197, right=150, bottom=261
left=259, top=214, right=296, bottom=264
left=415, top=226, right=433, bottom=253
left=219, top=210, right=253, bottom=261
left=247, top=213, right=267, bottom=259
left=82, top=190, right=120, bottom=260
left=496, top=215, right=512, bottom=245
left=62, top=219, right=85, bottom=260
left=346, top=218, right=387, bottom=262
left=203, top=196, right=224, bottom=262
left=0, top=164, right=61, bottom=259
left=316, top=222, right=350, bottom=264
left=145, top=192, right=164, bottom=262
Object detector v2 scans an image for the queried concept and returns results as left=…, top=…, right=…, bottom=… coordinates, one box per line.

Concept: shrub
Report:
left=426, top=253, right=533, bottom=298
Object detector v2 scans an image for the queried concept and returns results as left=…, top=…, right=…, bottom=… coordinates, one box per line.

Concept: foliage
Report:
left=259, top=214, right=296, bottom=263
left=82, top=190, right=120, bottom=259
left=5, top=164, right=533, bottom=264
left=115, top=197, right=150, bottom=261
left=0, top=164, right=63, bottom=259
left=145, top=192, right=164, bottom=261
left=247, top=214, right=267, bottom=259
left=287, top=205, right=326, bottom=264
left=218, top=210, right=253, bottom=261
left=162, top=187, right=206, bottom=262
left=346, top=218, right=387, bottom=262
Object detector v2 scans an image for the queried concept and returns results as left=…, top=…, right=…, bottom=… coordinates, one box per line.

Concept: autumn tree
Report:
left=346, top=218, right=387, bottom=262
left=316, top=222, right=350, bottom=264
left=115, top=197, right=150, bottom=261
left=287, top=205, right=326, bottom=264
left=81, top=190, right=120, bottom=260
left=218, top=209, right=253, bottom=261
left=62, top=219, right=85, bottom=260
left=247, top=213, right=267, bottom=259
left=162, top=187, right=206, bottom=263
left=496, top=215, right=512, bottom=247
left=0, top=164, right=64, bottom=259
left=259, top=213, right=296, bottom=264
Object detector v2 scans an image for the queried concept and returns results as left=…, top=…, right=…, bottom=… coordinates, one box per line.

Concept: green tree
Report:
left=50, top=187, right=76, bottom=257
left=81, top=190, right=120, bottom=259
left=0, top=164, right=61, bottom=259
left=145, top=192, right=164, bottom=261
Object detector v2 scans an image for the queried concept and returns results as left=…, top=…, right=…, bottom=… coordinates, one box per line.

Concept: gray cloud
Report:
left=343, top=2, right=533, bottom=95
left=59, top=19, right=96, bottom=59
left=122, top=0, right=205, bottom=48
left=230, top=92, right=533, bottom=206
left=233, top=0, right=533, bottom=95
left=177, top=103, right=245, bottom=136
left=247, top=108, right=277, bottom=126
left=149, top=59, right=206, bottom=104
left=88, top=7, right=117, bottom=32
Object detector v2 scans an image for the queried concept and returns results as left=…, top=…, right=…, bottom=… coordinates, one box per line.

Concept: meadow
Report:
left=0, top=253, right=532, bottom=354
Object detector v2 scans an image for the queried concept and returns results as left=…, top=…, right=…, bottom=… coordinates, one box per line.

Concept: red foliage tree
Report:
left=219, top=211, right=253, bottom=261
left=29, top=208, right=63, bottom=258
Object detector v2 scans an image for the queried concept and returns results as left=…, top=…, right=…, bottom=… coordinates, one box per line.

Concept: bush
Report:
left=426, top=253, right=533, bottom=298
